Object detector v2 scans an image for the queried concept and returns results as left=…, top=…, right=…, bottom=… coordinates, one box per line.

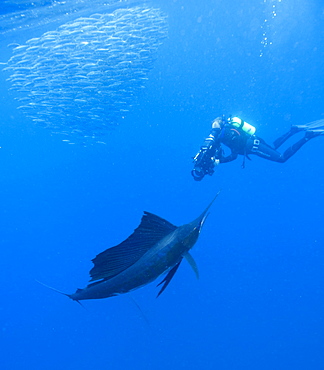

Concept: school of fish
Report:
left=4, top=6, right=168, bottom=143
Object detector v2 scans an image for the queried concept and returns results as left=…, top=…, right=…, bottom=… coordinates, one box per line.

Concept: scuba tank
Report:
left=231, top=117, right=256, bottom=135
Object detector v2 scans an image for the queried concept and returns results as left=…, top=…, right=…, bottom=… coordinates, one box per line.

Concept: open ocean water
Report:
left=0, top=0, right=323, bottom=369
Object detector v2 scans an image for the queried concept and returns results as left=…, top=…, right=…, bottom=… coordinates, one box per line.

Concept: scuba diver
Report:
left=192, top=116, right=324, bottom=181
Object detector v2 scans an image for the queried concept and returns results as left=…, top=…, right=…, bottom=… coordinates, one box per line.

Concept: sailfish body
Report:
left=67, top=194, right=219, bottom=301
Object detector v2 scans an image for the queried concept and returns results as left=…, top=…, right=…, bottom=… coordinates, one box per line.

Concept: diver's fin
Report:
left=293, top=119, right=324, bottom=132
left=90, top=212, right=178, bottom=282
left=183, top=252, right=199, bottom=279
left=156, top=261, right=182, bottom=297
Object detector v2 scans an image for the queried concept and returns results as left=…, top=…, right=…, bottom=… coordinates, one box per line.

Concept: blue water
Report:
left=0, top=0, right=324, bottom=369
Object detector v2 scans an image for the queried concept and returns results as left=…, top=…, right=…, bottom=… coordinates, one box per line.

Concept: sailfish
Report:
left=45, top=193, right=219, bottom=302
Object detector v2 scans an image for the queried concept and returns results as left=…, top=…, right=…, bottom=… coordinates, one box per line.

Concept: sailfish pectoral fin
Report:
left=183, top=252, right=199, bottom=279
left=156, top=261, right=182, bottom=298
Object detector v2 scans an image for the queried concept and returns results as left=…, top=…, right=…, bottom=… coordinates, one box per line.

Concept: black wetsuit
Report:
left=216, top=124, right=309, bottom=163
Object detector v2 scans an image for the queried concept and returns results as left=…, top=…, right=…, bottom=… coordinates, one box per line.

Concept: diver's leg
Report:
left=274, top=121, right=324, bottom=149
left=273, top=126, right=300, bottom=149
left=279, top=137, right=308, bottom=162
left=279, top=132, right=323, bottom=161
left=249, top=136, right=313, bottom=163
left=247, top=138, right=283, bottom=162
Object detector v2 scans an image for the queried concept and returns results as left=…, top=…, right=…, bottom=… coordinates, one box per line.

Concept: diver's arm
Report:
left=192, top=128, right=222, bottom=181
left=219, top=150, right=238, bottom=163
left=196, top=128, right=222, bottom=160
left=201, top=128, right=221, bottom=148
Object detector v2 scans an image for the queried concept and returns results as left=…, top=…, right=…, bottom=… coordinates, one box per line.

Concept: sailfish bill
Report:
left=44, top=192, right=220, bottom=302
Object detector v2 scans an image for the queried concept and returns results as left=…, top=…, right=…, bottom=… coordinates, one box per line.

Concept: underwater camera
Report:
left=192, top=146, right=221, bottom=181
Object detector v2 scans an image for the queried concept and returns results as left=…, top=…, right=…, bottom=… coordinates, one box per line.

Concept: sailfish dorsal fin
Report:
left=89, top=211, right=177, bottom=282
